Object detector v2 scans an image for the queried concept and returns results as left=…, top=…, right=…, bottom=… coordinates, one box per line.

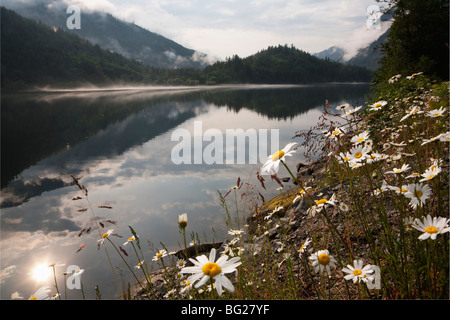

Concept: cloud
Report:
left=71, top=0, right=387, bottom=59
left=0, top=265, right=16, bottom=284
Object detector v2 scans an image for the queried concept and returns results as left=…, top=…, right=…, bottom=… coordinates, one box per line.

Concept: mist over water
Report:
left=0, top=84, right=370, bottom=299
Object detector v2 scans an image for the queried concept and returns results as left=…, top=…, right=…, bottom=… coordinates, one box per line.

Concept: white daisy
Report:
left=29, top=287, right=51, bottom=300
left=388, top=74, right=401, bottom=83
left=438, top=131, right=450, bottom=142
left=97, top=229, right=114, bottom=245
left=366, top=152, right=386, bottom=164
left=426, top=106, right=446, bottom=118
left=412, top=215, right=450, bottom=240
left=152, top=249, right=169, bottom=261
left=336, top=151, right=353, bottom=165
left=176, top=259, right=187, bottom=269
left=385, top=163, right=411, bottom=174
left=298, top=238, right=311, bottom=257
left=228, top=229, right=244, bottom=237
left=180, top=248, right=242, bottom=296
left=339, top=202, right=349, bottom=212
left=342, top=260, right=374, bottom=284
left=178, top=213, right=188, bottom=229
left=369, top=101, right=387, bottom=111
left=134, top=261, right=145, bottom=270
left=312, top=195, right=336, bottom=212
left=342, top=106, right=363, bottom=118
left=123, top=235, right=137, bottom=246
left=261, top=142, right=297, bottom=175
left=419, top=166, right=442, bottom=182
left=293, top=187, right=311, bottom=204
left=373, top=182, right=390, bottom=196
left=349, top=144, right=371, bottom=163
left=400, top=106, right=423, bottom=122
left=390, top=185, right=410, bottom=195
left=326, top=127, right=345, bottom=140
left=404, top=183, right=432, bottom=209
left=351, top=131, right=370, bottom=145
left=336, top=103, right=350, bottom=111
left=308, top=250, right=337, bottom=274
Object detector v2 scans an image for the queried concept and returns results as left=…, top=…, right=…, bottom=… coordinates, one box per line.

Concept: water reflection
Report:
left=0, top=84, right=370, bottom=299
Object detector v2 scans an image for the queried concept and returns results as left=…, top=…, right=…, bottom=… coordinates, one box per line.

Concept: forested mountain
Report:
left=313, top=30, right=389, bottom=71
left=1, top=8, right=372, bottom=90
left=0, top=7, right=155, bottom=89
left=202, top=45, right=372, bottom=84
left=2, top=0, right=214, bottom=69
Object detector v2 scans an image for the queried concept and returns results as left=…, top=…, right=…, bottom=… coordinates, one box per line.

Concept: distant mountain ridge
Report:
left=1, top=0, right=215, bottom=69
left=313, top=29, right=388, bottom=71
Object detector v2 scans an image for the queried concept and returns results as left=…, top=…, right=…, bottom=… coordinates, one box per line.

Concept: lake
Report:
left=0, top=83, right=370, bottom=299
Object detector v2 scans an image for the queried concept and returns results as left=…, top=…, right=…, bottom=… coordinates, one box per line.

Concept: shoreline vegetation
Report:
left=29, top=72, right=447, bottom=301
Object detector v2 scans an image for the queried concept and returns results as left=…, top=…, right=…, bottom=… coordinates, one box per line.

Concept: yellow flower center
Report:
left=102, top=233, right=109, bottom=239
left=354, top=152, right=363, bottom=159
left=202, top=262, right=222, bottom=277
left=414, top=190, right=423, bottom=198
left=353, top=269, right=362, bottom=276
left=127, top=237, right=134, bottom=241
left=315, top=199, right=328, bottom=205
left=400, top=188, right=408, bottom=193
left=29, top=297, right=37, bottom=300
left=272, top=150, right=285, bottom=161
left=343, top=157, right=350, bottom=162
left=427, top=174, right=435, bottom=180
left=332, top=130, right=340, bottom=135
left=357, top=137, right=365, bottom=143
left=375, top=103, right=382, bottom=108
left=318, top=254, right=330, bottom=265
left=157, top=253, right=163, bottom=259
left=425, top=226, right=438, bottom=234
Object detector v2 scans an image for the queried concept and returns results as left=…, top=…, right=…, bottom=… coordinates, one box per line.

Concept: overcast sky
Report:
left=7, top=0, right=391, bottom=60
left=71, top=0, right=391, bottom=60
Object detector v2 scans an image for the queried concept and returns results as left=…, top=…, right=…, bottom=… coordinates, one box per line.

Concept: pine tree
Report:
left=374, top=0, right=449, bottom=82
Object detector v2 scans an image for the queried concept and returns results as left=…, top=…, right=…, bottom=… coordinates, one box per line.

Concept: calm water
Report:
left=0, top=84, right=370, bottom=299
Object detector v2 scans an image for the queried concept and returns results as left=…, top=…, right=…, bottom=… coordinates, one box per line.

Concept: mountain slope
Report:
left=1, top=0, right=214, bottom=69
left=346, top=30, right=388, bottom=71
left=0, top=7, right=154, bottom=89
left=313, top=46, right=347, bottom=63
left=313, top=29, right=388, bottom=71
